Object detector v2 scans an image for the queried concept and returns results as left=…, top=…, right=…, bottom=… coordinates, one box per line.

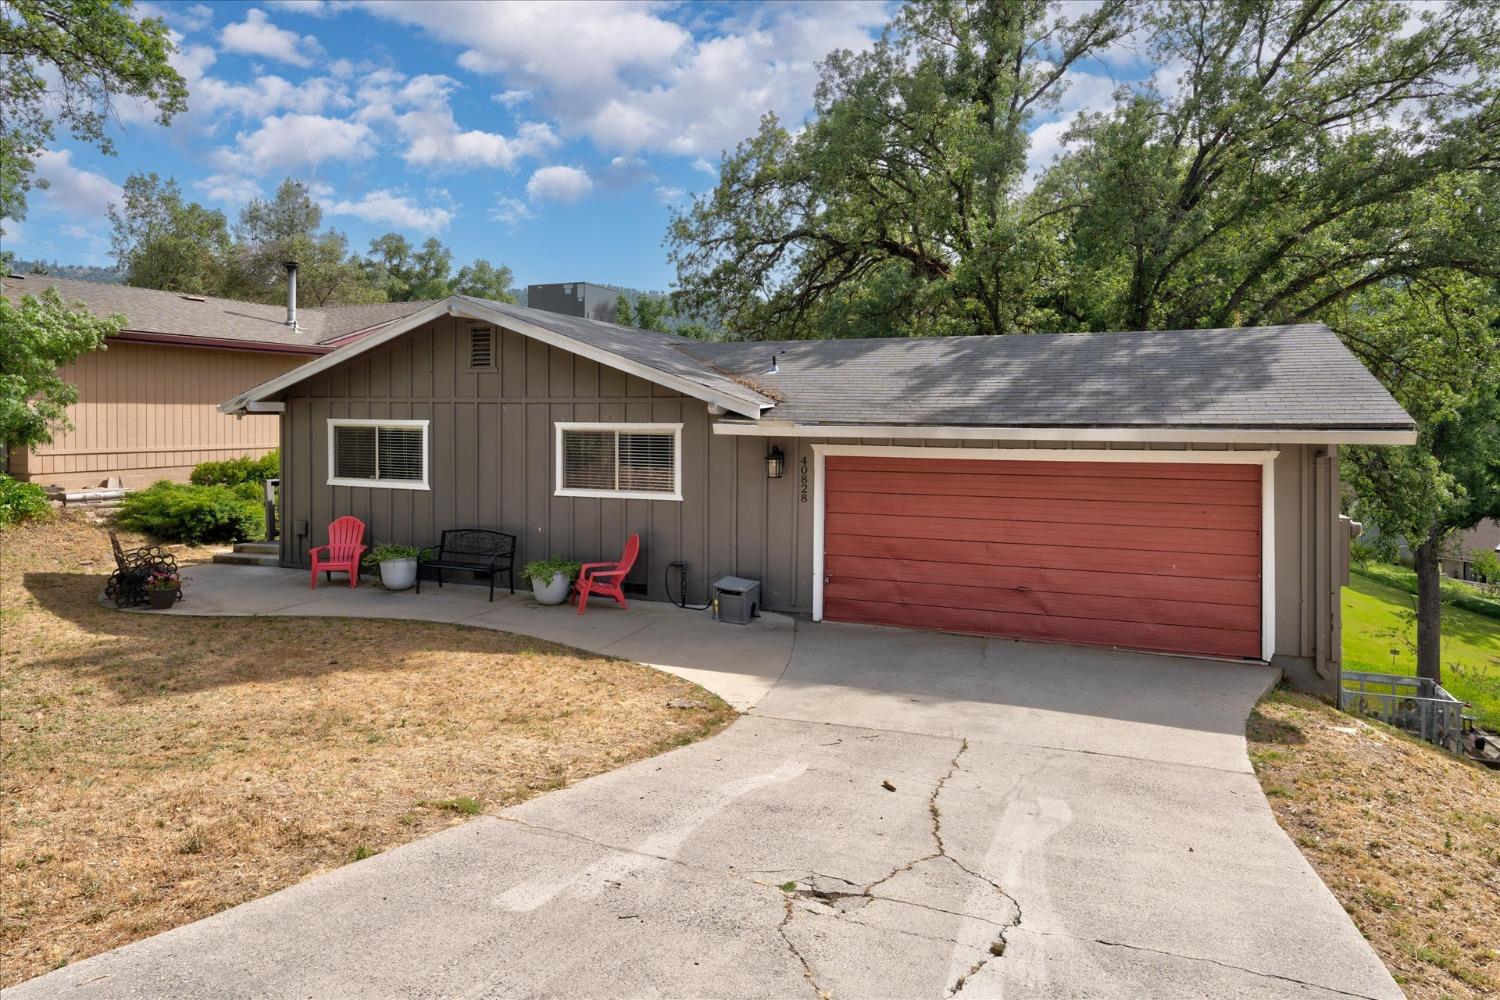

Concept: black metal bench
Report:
left=105, top=531, right=180, bottom=608
left=417, top=529, right=516, bottom=601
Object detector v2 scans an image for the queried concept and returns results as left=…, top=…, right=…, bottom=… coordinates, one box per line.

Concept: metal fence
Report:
left=1339, top=670, right=1467, bottom=752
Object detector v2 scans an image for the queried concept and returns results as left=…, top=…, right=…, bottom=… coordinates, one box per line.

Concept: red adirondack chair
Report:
left=309, top=516, right=367, bottom=589
left=572, top=534, right=639, bottom=614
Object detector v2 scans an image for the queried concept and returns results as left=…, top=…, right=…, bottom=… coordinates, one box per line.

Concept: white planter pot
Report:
left=379, top=558, right=418, bottom=591
left=531, top=571, right=571, bottom=606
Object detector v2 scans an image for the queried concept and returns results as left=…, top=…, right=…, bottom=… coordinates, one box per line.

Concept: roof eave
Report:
left=709, top=421, right=1417, bottom=446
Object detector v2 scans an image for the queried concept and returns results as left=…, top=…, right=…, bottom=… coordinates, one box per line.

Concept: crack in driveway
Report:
left=773, top=738, right=1022, bottom=999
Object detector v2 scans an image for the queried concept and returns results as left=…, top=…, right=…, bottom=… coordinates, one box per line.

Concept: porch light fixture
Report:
left=766, top=445, right=785, bottom=479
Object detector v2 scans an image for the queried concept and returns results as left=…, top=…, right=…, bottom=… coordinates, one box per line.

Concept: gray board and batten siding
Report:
left=278, top=315, right=1345, bottom=684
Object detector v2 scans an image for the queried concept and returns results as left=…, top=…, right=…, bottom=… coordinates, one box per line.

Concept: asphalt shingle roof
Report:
left=458, top=296, right=772, bottom=413
left=1, top=273, right=430, bottom=348
left=683, top=324, right=1415, bottom=430
left=43, top=272, right=1403, bottom=432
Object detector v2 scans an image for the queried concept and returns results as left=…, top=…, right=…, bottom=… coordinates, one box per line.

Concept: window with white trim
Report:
left=555, top=423, right=682, bottom=500
left=327, top=419, right=430, bottom=490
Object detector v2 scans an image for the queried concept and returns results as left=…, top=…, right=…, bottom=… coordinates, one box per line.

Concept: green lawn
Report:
left=1343, top=568, right=1500, bottom=730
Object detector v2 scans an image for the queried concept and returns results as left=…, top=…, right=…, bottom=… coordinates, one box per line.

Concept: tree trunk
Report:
left=1412, top=534, right=1444, bottom=684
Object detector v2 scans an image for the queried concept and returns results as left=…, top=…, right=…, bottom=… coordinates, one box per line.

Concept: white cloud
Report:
left=225, top=113, right=373, bottom=173
left=356, top=71, right=557, bottom=170
left=526, top=165, right=593, bottom=202
left=269, top=0, right=357, bottom=15
left=690, top=157, right=717, bottom=175
left=493, top=89, right=531, bottom=108
left=361, top=1, right=886, bottom=159
left=489, top=196, right=533, bottom=226
left=321, top=189, right=453, bottom=231
left=600, top=154, right=655, bottom=188
left=193, top=173, right=263, bottom=205
left=32, top=149, right=124, bottom=217
left=221, top=8, right=324, bottom=67
left=654, top=184, right=686, bottom=205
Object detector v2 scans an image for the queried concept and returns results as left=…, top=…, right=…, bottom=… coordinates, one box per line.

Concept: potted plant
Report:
left=144, top=568, right=183, bottom=609
left=363, top=543, right=421, bottom=591
left=522, top=558, right=581, bottom=606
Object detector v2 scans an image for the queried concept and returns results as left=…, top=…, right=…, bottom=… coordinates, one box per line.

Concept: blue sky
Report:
left=10, top=0, right=1146, bottom=291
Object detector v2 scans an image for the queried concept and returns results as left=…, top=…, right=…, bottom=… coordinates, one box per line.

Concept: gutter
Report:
left=111, top=330, right=330, bottom=355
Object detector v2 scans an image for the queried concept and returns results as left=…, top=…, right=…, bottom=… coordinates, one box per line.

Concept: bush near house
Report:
left=118, top=480, right=264, bottom=543
left=188, top=449, right=279, bottom=487
left=0, top=475, right=51, bottom=528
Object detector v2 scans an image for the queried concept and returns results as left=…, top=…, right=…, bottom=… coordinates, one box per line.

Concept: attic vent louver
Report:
left=469, top=326, right=495, bottom=370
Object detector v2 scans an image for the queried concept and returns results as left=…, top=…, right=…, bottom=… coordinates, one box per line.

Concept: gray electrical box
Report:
left=713, top=576, right=760, bottom=624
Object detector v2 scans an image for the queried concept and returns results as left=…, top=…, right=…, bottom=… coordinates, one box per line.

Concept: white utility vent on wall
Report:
left=469, top=326, right=495, bottom=370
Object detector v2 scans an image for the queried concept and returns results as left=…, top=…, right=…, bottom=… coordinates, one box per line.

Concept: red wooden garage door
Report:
left=821, top=456, right=1262, bottom=659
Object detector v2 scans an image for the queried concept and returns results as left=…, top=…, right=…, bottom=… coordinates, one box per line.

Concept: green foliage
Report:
left=1349, top=538, right=1377, bottom=569
left=118, top=480, right=264, bottom=543
left=189, top=450, right=279, bottom=486
left=613, top=291, right=677, bottom=332
left=1353, top=563, right=1500, bottom=623
left=364, top=543, right=421, bottom=567
left=0, top=288, right=120, bottom=449
left=222, top=180, right=379, bottom=308
left=361, top=234, right=516, bottom=303
left=104, top=177, right=519, bottom=307
left=1343, top=570, right=1500, bottom=729
left=669, top=0, right=1134, bottom=339
left=450, top=259, right=515, bottom=302
left=109, top=173, right=231, bottom=294
left=0, top=474, right=52, bottom=527
left=521, top=558, right=582, bottom=585
left=1471, top=549, right=1500, bottom=586
left=0, top=0, right=187, bottom=224
left=671, top=0, right=1499, bottom=343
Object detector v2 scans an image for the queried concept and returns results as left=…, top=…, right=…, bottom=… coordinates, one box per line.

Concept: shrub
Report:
left=0, top=474, right=52, bottom=527
left=189, top=449, right=279, bottom=487
left=118, top=480, right=264, bottom=543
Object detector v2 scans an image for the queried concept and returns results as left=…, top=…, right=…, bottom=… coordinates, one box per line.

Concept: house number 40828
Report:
left=798, top=455, right=809, bottom=503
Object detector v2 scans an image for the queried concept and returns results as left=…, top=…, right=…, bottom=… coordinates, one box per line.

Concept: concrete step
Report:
left=233, top=541, right=279, bottom=555
left=212, top=552, right=281, bottom=567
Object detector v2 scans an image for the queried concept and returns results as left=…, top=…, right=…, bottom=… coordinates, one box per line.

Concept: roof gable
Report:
left=220, top=296, right=772, bottom=418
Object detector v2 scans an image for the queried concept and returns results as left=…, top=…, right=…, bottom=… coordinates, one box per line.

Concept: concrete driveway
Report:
left=10, top=568, right=1400, bottom=999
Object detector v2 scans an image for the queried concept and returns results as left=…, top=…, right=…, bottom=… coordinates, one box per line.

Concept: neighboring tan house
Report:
left=2, top=273, right=426, bottom=490
left=223, top=296, right=1415, bottom=696
left=1444, top=520, right=1500, bottom=582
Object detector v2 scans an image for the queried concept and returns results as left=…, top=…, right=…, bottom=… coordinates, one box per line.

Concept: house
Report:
left=1443, top=520, right=1500, bottom=582
left=221, top=295, right=1416, bottom=695
left=1, top=272, right=426, bottom=489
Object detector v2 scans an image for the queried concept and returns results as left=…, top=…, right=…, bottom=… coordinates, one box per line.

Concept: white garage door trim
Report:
left=810, top=445, right=1279, bottom=662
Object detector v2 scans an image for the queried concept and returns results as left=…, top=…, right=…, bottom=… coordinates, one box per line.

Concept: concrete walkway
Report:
left=9, top=566, right=1401, bottom=999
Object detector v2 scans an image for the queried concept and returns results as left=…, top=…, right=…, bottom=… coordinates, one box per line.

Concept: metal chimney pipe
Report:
left=284, top=261, right=299, bottom=328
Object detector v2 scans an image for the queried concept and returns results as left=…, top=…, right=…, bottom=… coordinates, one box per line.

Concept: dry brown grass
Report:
left=0, top=512, right=734, bottom=986
left=1248, top=688, right=1500, bottom=999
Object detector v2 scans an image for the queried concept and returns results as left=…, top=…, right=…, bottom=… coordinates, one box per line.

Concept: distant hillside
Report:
left=9, top=259, right=123, bottom=284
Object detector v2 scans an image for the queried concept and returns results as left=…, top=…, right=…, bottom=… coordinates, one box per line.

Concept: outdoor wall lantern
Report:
left=766, top=445, right=785, bottom=479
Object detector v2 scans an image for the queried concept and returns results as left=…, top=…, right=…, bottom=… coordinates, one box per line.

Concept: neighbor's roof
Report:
left=1, top=273, right=430, bottom=351
left=686, top=324, right=1416, bottom=432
